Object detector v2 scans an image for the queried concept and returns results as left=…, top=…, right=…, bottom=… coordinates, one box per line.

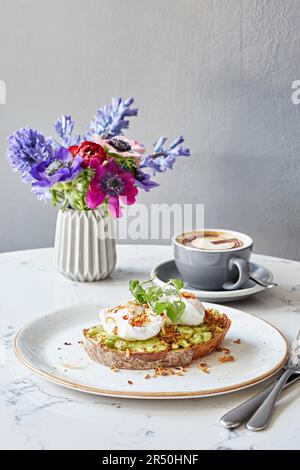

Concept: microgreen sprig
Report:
left=129, top=278, right=185, bottom=323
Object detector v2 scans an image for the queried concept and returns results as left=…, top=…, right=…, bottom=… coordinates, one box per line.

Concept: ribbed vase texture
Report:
left=54, top=210, right=116, bottom=281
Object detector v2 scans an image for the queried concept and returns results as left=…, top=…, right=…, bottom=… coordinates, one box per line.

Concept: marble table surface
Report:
left=1, top=245, right=300, bottom=450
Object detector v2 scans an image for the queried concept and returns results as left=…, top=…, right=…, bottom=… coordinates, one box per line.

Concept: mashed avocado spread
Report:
left=87, top=323, right=221, bottom=353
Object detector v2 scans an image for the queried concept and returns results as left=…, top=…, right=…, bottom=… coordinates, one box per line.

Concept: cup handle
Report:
left=222, top=257, right=250, bottom=291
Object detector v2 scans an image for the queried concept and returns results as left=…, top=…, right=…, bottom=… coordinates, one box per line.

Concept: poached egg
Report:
left=176, top=294, right=205, bottom=325
left=99, top=293, right=205, bottom=342
left=99, top=301, right=163, bottom=341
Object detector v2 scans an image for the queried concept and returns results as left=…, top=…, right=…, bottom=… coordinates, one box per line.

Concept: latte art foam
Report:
left=179, top=231, right=244, bottom=251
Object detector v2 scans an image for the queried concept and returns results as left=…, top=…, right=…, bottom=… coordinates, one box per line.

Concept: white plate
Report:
left=14, top=303, right=288, bottom=399
left=151, top=260, right=274, bottom=303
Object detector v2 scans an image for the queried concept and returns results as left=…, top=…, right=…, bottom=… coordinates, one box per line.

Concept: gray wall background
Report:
left=0, top=0, right=300, bottom=259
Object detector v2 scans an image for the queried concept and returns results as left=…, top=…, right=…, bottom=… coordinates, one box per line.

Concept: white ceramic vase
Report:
left=54, top=209, right=116, bottom=282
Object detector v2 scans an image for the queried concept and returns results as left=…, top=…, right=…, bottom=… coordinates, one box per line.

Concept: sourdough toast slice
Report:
left=83, top=309, right=231, bottom=370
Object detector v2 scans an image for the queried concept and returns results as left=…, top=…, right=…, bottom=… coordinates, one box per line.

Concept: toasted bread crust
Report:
left=83, top=317, right=231, bottom=370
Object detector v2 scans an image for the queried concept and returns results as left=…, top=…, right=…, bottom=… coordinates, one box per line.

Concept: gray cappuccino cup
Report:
left=172, top=229, right=253, bottom=291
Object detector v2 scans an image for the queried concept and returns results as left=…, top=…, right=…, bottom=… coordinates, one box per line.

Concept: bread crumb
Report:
left=110, top=365, right=119, bottom=372
left=153, top=366, right=185, bottom=377
left=174, top=366, right=186, bottom=375
left=218, top=354, right=234, bottom=363
left=216, top=347, right=230, bottom=354
left=128, top=380, right=133, bottom=385
left=197, top=362, right=210, bottom=374
left=64, top=342, right=72, bottom=346
left=112, top=326, right=118, bottom=336
left=180, top=291, right=196, bottom=300
left=233, top=338, right=241, bottom=344
left=144, top=374, right=151, bottom=380
left=222, top=347, right=231, bottom=355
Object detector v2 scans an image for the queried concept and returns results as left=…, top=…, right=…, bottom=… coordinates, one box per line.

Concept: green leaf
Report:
left=129, top=279, right=139, bottom=294
left=153, top=301, right=171, bottom=318
left=168, top=279, right=184, bottom=291
left=152, top=302, right=168, bottom=315
left=129, top=280, right=148, bottom=304
left=128, top=278, right=186, bottom=323
left=153, top=299, right=185, bottom=323
left=173, top=299, right=186, bottom=322
left=108, top=154, right=137, bottom=174
left=146, top=285, right=163, bottom=302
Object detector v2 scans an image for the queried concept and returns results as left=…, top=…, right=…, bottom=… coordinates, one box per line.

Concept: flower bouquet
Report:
left=7, top=97, right=190, bottom=281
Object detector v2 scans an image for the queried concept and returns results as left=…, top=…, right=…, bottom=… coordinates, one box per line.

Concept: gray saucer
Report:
left=151, top=260, right=274, bottom=303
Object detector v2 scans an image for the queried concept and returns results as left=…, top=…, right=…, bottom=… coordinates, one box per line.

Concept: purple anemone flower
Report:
left=134, top=169, right=159, bottom=192
left=86, top=158, right=138, bottom=218
left=30, top=147, right=82, bottom=188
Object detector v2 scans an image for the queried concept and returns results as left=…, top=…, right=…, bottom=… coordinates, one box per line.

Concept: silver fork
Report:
left=246, top=328, right=300, bottom=431
left=220, top=370, right=300, bottom=429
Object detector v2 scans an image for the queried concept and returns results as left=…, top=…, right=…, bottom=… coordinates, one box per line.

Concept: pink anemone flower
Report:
left=86, top=158, right=138, bottom=218
left=93, top=135, right=144, bottom=162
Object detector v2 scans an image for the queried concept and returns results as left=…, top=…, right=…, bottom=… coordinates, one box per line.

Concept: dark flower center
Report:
left=100, top=174, right=124, bottom=196
left=81, top=144, right=99, bottom=157
left=45, top=159, right=70, bottom=176
left=109, top=138, right=131, bottom=152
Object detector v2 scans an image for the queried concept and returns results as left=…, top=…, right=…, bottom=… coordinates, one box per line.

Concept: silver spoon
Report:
left=249, top=275, right=277, bottom=289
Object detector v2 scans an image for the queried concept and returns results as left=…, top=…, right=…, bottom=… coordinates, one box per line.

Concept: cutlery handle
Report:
left=246, top=368, right=294, bottom=431
left=220, top=378, right=281, bottom=429
left=220, top=372, right=300, bottom=429
left=249, top=275, right=277, bottom=289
